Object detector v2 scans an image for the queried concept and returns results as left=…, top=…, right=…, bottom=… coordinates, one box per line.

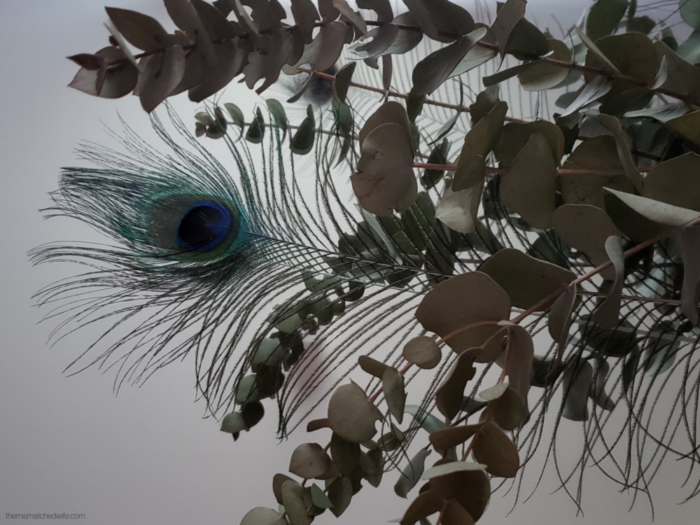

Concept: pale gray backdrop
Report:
left=1, top=1, right=699, bottom=524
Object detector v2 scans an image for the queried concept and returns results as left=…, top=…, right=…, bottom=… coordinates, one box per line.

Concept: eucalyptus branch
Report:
left=412, top=163, right=656, bottom=176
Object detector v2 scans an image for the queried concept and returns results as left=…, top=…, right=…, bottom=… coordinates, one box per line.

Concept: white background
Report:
left=1, top=1, right=699, bottom=524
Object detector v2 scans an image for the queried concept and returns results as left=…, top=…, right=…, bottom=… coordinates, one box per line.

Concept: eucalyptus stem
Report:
left=412, top=163, right=655, bottom=175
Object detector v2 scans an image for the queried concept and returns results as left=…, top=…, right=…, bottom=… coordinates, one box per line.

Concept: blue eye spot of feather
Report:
left=308, top=65, right=337, bottom=105
left=176, top=200, right=233, bottom=253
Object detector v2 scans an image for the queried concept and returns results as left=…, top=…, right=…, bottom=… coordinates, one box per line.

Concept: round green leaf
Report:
left=402, top=336, right=442, bottom=369
left=327, top=383, right=383, bottom=443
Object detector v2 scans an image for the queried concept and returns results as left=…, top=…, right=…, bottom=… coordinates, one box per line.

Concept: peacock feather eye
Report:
left=306, top=65, right=337, bottom=106
left=146, top=193, right=244, bottom=260
left=177, top=200, right=232, bottom=252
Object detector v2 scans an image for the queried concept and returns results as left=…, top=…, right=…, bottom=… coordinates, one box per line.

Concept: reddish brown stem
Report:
left=412, top=163, right=655, bottom=175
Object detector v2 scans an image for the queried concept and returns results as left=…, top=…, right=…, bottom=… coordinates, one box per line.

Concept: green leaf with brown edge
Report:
left=435, top=348, right=478, bottom=419
left=429, top=424, right=484, bottom=450
left=552, top=204, right=619, bottom=280
left=518, top=38, right=572, bottom=91
left=586, top=0, right=629, bottom=42
left=416, top=272, right=511, bottom=352
left=604, top=187, right=700, bottom=227
left=383, top=367, right=406, bottom=424
left=241, top=507, right=285, bottom=525
left=479, top=248, right=575, bottom=310
left=499, top=132, right=557, bottom=228
left=453, top=101, right=508, bottom=191
left=395, top=447, right=431, bottom=498
left=289, top=443, right=332, bottom=479
left=402, top=336, right=442, bottom=369
left=282, top=480, right=312, bottom=525
left=591, top=236, right=625, bottom=328
left=490, top=0, right=526, bottom=58
left=412, top=28, right=488, bottom=96
left=327, top=383, right=383, bottom=443
left=471, top=421, right=520, bottom=478
left=105, top=7, right=169, bottom=51
left=562, top=360, right=593, bottom=421
left=352, top=122, right=417, bottom=216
